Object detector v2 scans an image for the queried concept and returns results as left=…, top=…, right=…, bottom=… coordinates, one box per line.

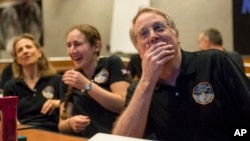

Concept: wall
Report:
left=151, top=0, right=233, bottom=52
left=0, top=0, right=233, bottom=59
left=110, top=0, right=150, bottom=54
left=42, top=0, right=113, bottom=57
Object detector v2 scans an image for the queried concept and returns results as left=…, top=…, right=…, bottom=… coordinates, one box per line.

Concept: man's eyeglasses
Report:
left=135, top=22, right=169, bottom=42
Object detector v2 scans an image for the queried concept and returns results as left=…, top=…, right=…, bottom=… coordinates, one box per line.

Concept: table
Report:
left=17, top=124, right=35, bottom=130
left=18, top=126, right=87, bottom=141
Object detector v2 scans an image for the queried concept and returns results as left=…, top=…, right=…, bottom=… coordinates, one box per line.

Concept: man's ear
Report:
left=171, top=28, right=180, bottom=43
left=176, top=34, right=180, bottom=44
left=94, top=40, right=102, bottom=53
left=175, top=31, right=180, bottom=44
left=203, top=37, right=210, bottom=46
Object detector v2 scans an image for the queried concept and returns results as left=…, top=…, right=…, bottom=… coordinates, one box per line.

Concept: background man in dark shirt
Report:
left=198, top=28, right=245, bottom=72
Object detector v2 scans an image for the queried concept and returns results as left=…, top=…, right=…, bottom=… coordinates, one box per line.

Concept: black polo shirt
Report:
left=60, top=55, right=130, bottom=138
left=4, top=74, right=62, bottom=132
left=126, top=49, right=250, bottom=141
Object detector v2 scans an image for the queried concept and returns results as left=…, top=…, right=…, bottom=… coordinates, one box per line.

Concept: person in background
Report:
left=0, top=37, right=18, bottom=91
left=0, top=63, right=13, bottom=90
left=198, top=28, right=245, bottom=72
left=112, top=6, right=250, bottom=141
left=127, top=53, right=142, bottom=81
left=3, top=33, right=61, bottom=132
left=58, top=24, right=130, bottom=138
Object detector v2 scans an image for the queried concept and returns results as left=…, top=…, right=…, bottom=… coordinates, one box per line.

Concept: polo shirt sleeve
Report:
left=219, top=53, right=250, bottom=118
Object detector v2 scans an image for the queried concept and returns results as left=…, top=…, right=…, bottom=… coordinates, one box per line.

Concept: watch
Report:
left=81, top=81, right=92, bottom=93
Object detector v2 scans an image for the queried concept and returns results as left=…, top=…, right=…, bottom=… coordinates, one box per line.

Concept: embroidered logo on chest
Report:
left=94, top=69, right=109, bottom=84
left=192, top=82, right=214, bottom=105
left=42, top=85, right=55, bottom=99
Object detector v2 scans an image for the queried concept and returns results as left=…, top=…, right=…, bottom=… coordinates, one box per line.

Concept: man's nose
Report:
left=149, top=30, right=160, bottom=43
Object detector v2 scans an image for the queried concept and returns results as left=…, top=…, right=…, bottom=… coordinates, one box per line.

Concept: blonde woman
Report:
left=3, top=33, right=61, bottom=132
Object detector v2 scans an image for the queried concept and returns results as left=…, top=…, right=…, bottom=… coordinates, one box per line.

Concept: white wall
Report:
left=42, top=0, right=113, bottom=57
left=151, top=0, right=233, bottom=52
left=110, top=0, right=150, bottom=54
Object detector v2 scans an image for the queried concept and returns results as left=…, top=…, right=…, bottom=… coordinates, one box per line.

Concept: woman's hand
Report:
left=62, top=70, right=88, bottom=90
left=68, top=115, right=90, bottom=133
left=41, top=99, right=60, bottom=115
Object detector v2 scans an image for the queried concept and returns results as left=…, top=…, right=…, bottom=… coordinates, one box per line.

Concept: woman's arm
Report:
left=63, top=69, right=130, bottom=114
left=87, top=80, right=130, bottom=113
left=58, top=102, right=90, bottom=134
left=58, top=102, right=74, bottom=134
